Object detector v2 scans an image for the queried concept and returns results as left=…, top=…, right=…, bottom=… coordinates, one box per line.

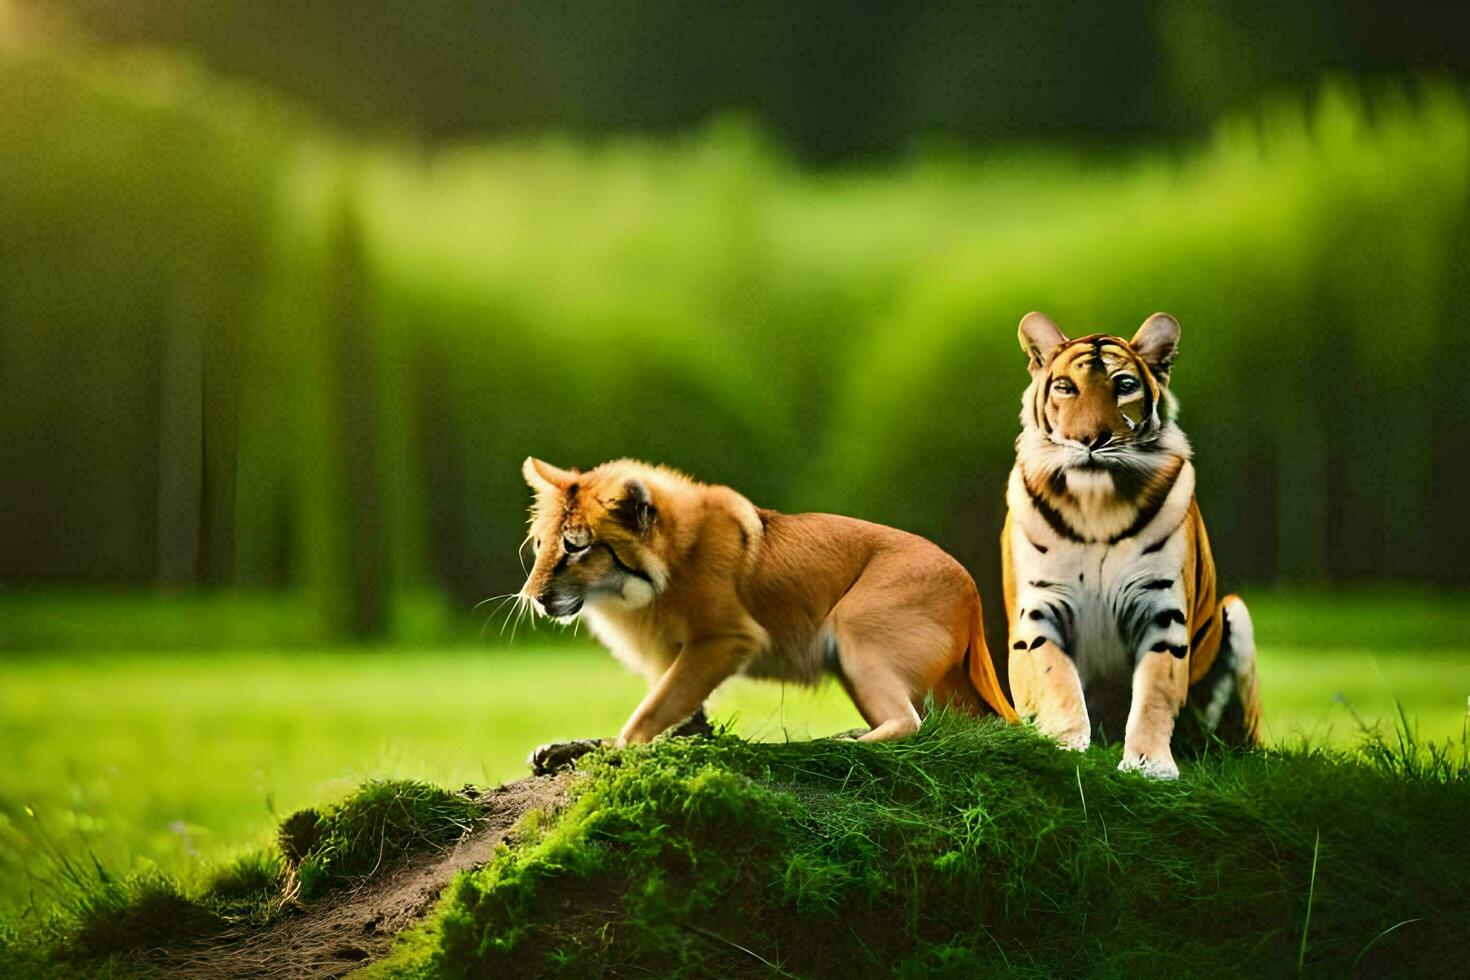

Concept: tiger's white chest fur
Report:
left=1006, top=461, right=1196, bottom=694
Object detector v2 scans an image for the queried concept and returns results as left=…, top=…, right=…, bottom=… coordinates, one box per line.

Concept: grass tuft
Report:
left=1298, top=829, right=1320, bottom=976
left=288, top=779, right=483, bottom=901
left=204, top=849, right=286, bottom=925
left=66, top=870, right=225, bottom=961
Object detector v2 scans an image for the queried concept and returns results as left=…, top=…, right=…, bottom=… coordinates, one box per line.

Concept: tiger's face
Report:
left=519, top=458, right=662, bottom=619
left=1018, top=312, right=1182, bottom=469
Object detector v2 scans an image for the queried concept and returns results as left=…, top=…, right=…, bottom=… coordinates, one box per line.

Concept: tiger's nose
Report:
left=1086, top=431, right=1113, bottom=451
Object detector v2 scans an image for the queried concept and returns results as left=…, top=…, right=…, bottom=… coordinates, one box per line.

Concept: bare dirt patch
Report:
left=152, top=774, right=570, bottom=979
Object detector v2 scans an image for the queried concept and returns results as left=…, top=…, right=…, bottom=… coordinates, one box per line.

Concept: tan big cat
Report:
left=517, top=457, right=1017, bottom=770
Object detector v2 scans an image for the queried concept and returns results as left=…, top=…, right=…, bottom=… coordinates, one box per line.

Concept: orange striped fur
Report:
left=1002, top=312, right=1261, bottom=778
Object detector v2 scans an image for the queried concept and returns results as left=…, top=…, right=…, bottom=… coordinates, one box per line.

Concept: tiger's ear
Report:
left=1018, top=312, right=1068, bottom=374
left=522, top=457, right=577, bottom=494
left=1130, top=313, right=1181, bottom=385
left=611, top=479, right=657, bottom=535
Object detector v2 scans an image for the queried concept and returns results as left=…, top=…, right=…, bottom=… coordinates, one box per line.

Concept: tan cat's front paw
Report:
left=527, top=738, right=605, bottom=775
left=1033, top=717, right=1091, bottom=752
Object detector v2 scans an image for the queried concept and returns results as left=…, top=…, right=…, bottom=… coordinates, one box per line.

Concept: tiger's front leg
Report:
left=1120, top=648, right=1189, bottom=779
left=1009, top=636, right=1091, bottom=750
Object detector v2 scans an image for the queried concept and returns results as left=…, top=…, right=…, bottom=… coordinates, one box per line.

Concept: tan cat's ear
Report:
left=522, top=457, right=577, bottom=493
left=611, top=478, right=657, bottom=535
left=1131, top=313, right=1181, bottom=385
left=1018, top=312, right=1068, bottom=373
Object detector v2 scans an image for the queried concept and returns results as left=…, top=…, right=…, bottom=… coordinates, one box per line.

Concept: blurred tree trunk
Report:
left=327, top=197, right=387, bottom=639
left=155, top=311, right=203, bottom=585
left=1273, top=294, right=1330, bottom=581
left=199, top=273, right=244, bottom=589
left=1431, top=215, right=1470, bottom=585
left=154, top=237, right=246, bottom=588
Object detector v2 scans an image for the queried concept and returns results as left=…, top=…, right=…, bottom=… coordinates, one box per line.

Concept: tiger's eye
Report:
left=1052, top=378, right=1077, bottom=395
left=1114, top=375, right=1140, bottom=394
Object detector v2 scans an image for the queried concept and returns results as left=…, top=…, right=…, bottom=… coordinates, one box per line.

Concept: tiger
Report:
left=1001, top=311, right=1262, bottom=778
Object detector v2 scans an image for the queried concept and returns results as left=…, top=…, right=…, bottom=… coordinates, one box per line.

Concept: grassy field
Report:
left=1, top=591, right=1466, bottom=928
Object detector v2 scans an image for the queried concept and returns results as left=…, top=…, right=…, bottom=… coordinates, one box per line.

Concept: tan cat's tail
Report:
left=937, top=588, right=1020, bottom=723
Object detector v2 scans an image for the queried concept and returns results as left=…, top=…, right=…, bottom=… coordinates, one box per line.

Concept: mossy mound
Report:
left=6, top=725, right=1467, bottom=977
left=400, top=714, right=1469, bottom=978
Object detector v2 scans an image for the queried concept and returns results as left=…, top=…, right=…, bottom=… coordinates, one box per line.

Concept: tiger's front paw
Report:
left=1118, top=750, right=1179, bottom=780
left=527, top=738, right=605, bottom=775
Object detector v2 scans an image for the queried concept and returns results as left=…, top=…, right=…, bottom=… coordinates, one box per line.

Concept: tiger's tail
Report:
left=1220, top=595, right=1262, bottom=745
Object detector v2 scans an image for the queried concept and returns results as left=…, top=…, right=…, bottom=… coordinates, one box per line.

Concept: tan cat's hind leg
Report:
left=834, top=645, right=924, bottom=742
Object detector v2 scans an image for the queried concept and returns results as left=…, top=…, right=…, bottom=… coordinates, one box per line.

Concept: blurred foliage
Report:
left=22, top=0, right=1470, bottom=157
left=0, top=48, right=1467, bottom=644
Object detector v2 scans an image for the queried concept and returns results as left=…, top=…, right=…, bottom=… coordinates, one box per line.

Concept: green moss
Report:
left=421, top=713, right=1469, bottom=978
left=356, top=896, right=457, bottom=979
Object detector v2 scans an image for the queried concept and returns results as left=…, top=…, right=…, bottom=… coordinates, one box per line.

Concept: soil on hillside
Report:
left=150, top=773, right=570, bottom=979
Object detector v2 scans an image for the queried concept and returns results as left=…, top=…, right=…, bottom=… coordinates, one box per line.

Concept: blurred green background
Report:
left=1, top=0, right=1468, bottom=920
